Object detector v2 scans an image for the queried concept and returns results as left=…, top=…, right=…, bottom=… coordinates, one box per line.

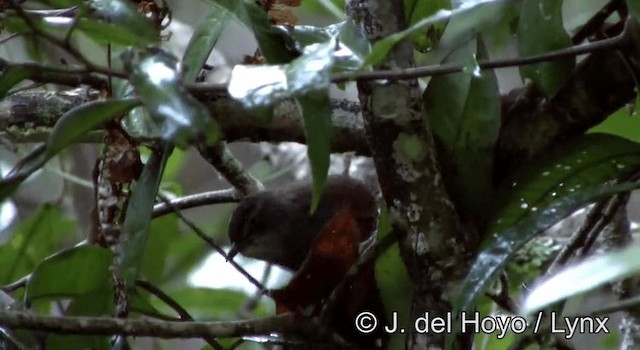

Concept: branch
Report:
left=152, top=188, right=239, bottom=218
left=197, top=142, right=263, bottom=196
left=0, top=311, right=327, bottom=340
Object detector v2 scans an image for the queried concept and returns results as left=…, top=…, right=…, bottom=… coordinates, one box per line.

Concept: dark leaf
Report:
left=424, top=37, right=500, bottom=221
left=0, top=65, right=32, bottom=98
left=123, top=49, right=220, bottom=148
left=517, top=0, right=573, bottom=97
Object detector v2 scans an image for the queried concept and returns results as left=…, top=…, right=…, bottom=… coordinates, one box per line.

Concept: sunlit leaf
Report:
left=182, top=5, right=231, bottom=82
left=0, top=205, right=75, bottom=284
left=517, top=0, right=573, bottom=97
left=490, top=134, right=640, bottom=234
left=375, top=202, right=411, bottom=350
left=123, top=49, right=220, bottom=148
left=25, top=246, right=112, bottom=303
left=522, top=246, right=640, bottom=315
left=424, top=37, right=500, bottom=222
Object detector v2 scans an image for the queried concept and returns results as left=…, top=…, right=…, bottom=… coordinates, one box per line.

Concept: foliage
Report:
left=0, top=0, right=639, bottom=349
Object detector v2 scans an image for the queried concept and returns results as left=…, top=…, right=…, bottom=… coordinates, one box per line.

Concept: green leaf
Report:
left=139, top=215, right=178, bottom=284
left=374, top=202, right=411, bottom=350
left=453, top=181, right=640, bottom=338
left=0, top=205, right=76, bottom=284
left=0, top=65, right=31, bottom=98
left=84, top=0, right=157, bottom=47
left=120, top=143, right=170, bottom=287
left=628, top=0, right=640, bottom=21
left=75, top=18, right=153, bottom=47
left=123, top=49, right=220, bottom=148
left=208, top=0, right=296, bottom=64
left=424, top=37, right=500, bottom=222
left=182, top=6, right=231, bottom=83
left=517, top=0, right=574, bottom=97
left=490, top=134, right=640, bottom=234
left=36, top=0, right=82, bottom=7
left=0, top=99, right=139, bottom=201
left=404, top=0, right=449, bottom=52
left=150, top=287, right=267, bottom=320
left=25, top=246, right=112, bottom=303
left=522, top=245, right=640, bottom=315
left=366, top=0, right=505, bottom=66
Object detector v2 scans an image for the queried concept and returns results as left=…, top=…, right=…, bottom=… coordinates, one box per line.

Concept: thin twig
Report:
left=156, top=194, right=266, bottom=294
left=152, top=188, right=239, bottom=218
left=571, top=0, right=625, bottom=44
left=197, top=142, right=264, bottom=196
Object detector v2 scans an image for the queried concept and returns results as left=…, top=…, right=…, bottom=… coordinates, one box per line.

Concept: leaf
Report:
left=208, top=0, right=296, bottom=63
left=517, top=0, right=574, bottom=97
left=404, top=0, right=449, bottom=52
left=182, top=6, right=231, bottom=83
left=366, top=0, right=504, bottom=66
left=449, top=134, right=640, bottom=347
left=454, top=182, right=640, bottom=323
left=0, top=205, right=75, bottom=284
left=120, top=143, right=170, bottom=287
left=139, top=215, right=178, bottom=284
left=0, top=65, right=31, bottom=98
left=123, top=49, right=220, bottom=148
left=490, top=134, right=640, bottom=234
left=424, top=37, right=500, bottom=222
left=26, top=246, right=112, bottom=303
left=0, top=99, right=140, bottom=201
left=374, top=202, right=411, bottom=350
left=84, top=0, right=157, bottom=46
left=36, top=0, right=83, bottom=7
left=630, top=0, right=640, bottom=21
left=228, top=39, right=336, bottom=109
left=522, top=245, right=640, bottom=315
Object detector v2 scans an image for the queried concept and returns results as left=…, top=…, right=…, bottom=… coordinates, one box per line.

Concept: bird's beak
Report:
left=226, top=243, right=239, bottom=262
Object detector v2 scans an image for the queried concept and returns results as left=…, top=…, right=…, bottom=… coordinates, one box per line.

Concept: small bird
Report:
left=226, top=175, right=378, bottom=271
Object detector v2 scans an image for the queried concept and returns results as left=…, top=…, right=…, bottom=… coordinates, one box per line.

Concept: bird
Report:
left=226, top=175, right=378, bottom=271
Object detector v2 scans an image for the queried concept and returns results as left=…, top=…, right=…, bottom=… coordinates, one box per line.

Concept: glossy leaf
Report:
left=0, top=205, right=75, bottom=284
left=182, top=6, right=231, bottom=82
left=85, top=0, right=157, bottom=46
left=0, top=65, right=31, bottom=98
left=120, top=143, right=170, bottom=287
left=208, top=0, right=296, bottom=63
left=517, top=0, right=573, bottom=97
left=375, top=202, right=411, bottom=350
left=25, top=246, right=112, bottom=303
left=366, top=0, right=503, bottom=66
left=123, top=49, right=220, bottom=148
left=424, top=37, right=500, bottom=221
left=454, top=181, right=640, bottom=322
left=522, top=245, right=640, bottom=315
left=490, top=134, right=640, bottom=234
left=228, top=39, right=336, bottom=109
